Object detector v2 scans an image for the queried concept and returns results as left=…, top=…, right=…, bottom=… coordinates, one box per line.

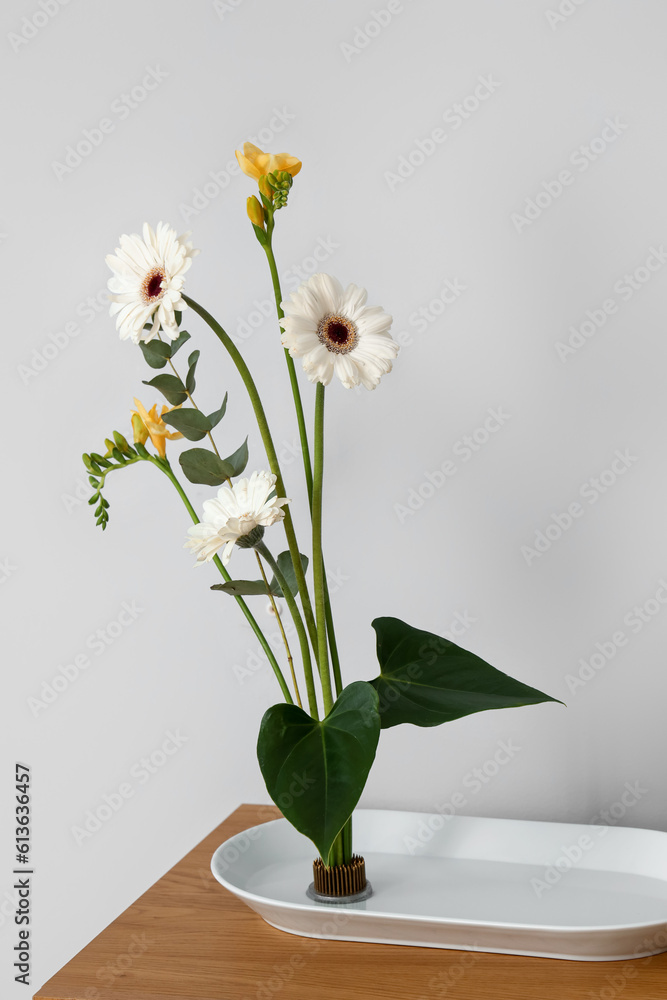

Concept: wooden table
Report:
left=34, top=804, right=667, bottom=1000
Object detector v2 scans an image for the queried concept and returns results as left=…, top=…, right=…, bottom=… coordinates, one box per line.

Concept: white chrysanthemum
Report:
left=106, top=222, right=199, bottom=344
left=280, top=273, right=398, bottom=390
left=185, top=471, right=290, bottom=565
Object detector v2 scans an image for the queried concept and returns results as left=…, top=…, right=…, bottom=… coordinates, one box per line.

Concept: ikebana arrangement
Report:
left=83, top=142, right=560, bottom=900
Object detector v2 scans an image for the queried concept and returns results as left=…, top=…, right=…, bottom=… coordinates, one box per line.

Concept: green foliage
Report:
left=369, top=617, right=563, bottom=729
left=179, top=448, right=235, bottom=486
left=141, top=373, right=188, bottom=406
left=257, top=682, right=381, bottom=864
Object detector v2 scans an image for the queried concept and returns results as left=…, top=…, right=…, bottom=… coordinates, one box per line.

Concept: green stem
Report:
left=263, top=233, right=313, bottom=507
left=182, top=294, right=320, bottom=702
left=262, top=222, right=342, bottom=694
left=256, top=542, right=318, bottom=719
left=155, top=456, right=293, bottom=704
left=323, top=575, right=343, bottom=698
left=312, top=383, right=333, bottom=713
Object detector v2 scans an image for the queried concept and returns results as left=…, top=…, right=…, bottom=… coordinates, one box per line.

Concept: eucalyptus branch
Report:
left=84, top=443, right=293, bottom=703
left=182, top=294, right=321, bottom=670
left=159, top=334, right=224, bottom=466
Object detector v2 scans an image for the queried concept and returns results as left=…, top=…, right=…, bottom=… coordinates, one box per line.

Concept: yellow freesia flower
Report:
left=131, top=399, right=183, bottom=459
left=235, top=142, right=302, bottom=182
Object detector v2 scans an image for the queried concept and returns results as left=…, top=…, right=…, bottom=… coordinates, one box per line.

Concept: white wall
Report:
left=3, top=0, right=667, bottom=993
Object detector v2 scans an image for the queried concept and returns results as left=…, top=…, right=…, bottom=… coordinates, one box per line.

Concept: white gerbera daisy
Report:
left=280, top=273, right=398, bottom=390
left=185, top=471, right=290, bottom=566
left=106, top=222, right=199, bottom=344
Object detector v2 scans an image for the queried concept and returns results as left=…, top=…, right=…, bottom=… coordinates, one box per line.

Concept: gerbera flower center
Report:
left=142, top=267, right=166, bottom=303
left=317, top=313, right=358, bottom=355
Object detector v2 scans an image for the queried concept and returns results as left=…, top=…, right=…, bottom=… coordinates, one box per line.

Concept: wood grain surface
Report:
left=34, top=804, right=667, bottom=1000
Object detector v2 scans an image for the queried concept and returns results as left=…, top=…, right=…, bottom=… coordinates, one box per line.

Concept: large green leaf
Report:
left=161, top=407, right=211, bottom=441
left=369, top=616, right=563, bottom=729
left=257, top=681, right=381, bottom=864
left=179, top=448, right=234, bottom=486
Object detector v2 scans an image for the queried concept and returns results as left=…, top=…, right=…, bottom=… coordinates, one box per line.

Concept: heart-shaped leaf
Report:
left=257, top=681, right=380, bottom=863
left=161, top=407, right=211, bottom=441
left=142, top=373, right=188, bottom=406
left=370, top=616, right=563, bottom=729
left=179, top=448, right=234, bottom=486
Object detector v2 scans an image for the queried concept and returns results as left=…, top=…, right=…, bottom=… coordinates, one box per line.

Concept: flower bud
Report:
left=246, top=195, right=265, bottom=229
left=258, top=175, right=274, bottom=202
left=131, top=413, right=149, bottom=445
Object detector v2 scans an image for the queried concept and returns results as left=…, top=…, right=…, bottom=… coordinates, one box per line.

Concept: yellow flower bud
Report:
left=258, top=175, right=274, bottom=201
left=246, top=195, right=265, bottom=229
left=131, top=412, right=149, bottom=446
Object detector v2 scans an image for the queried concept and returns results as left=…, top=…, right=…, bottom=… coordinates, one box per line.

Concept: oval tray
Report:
left=210, top=808, right=667, bottom=961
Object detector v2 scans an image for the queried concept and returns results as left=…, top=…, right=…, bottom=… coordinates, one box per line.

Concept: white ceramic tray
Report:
left=211, top=808, right=667, bottom=961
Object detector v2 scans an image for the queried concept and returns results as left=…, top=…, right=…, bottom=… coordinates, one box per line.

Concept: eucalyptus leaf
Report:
left=138, top=339, right=171, bottom=369
left=161, top=407, right=211, bottom=441
left=270, top=550, right=309, bottom=598
left=179, top=448, right=235, bottom=486
left=186, top=350, right=200, bottom=395
left=169, top=329, right=191, bottom=356
left=208, top=393, right=228, bottom=429
left=142, top=373, right=188, bottom=406
left=369, top=617, right=563, bottom=730
left=257, top=681, right=381, bottom=864
left=211, top=580, right=268, bottom=597
left=222, top=437, right=249, bottom=477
